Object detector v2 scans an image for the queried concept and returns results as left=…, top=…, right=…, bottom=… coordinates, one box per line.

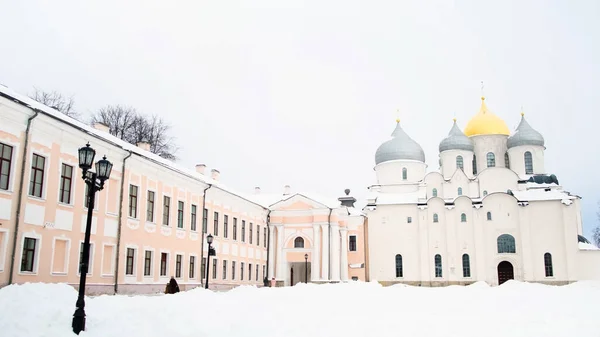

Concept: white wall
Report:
left=507, top=145, right=546, bottom=177
left=374, top=160, right=426, bottom=185
left=471, top=135, right=509, bottom=173
left=440, top=150, right=474, bottom=180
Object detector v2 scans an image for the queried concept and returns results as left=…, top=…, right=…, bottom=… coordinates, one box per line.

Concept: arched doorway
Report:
left=497, top=261, right=514, bottom=285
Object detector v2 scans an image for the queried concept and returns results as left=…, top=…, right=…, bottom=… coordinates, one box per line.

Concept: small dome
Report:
left=464, top=97, right=510, bottom=137
left=375, top=122, right=425, bottom=164
left=439, top=119, right=474, bottom=152
left=507, top=115, right=545, bottom=148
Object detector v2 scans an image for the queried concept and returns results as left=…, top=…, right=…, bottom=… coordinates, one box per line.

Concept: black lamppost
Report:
left=205, top=234, right=215, bottom=289
left=304, top=253, right=308, bottom=283
left=72, top=143, right=113, bottom=335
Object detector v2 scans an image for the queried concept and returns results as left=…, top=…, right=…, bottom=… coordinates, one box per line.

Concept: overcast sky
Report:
left=1, top=0, right=599, bottom=236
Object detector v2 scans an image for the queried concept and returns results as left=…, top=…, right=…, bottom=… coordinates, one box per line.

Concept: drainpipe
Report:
left=327, top=208, right=332, bottom=281
left=264, top=210, right=271, bottom=285
left=8, top=110, right=39, bottom=285
left=113, top=150, right=132, bottom=294
left=362, top=215, right=369, bottom=282
left=199, top=184, right=212, bottom=288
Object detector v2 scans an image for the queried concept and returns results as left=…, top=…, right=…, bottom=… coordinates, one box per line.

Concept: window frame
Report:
left=497, top=234, right=516, bottom=254
left=20, top=236, right=39, bottom=273
left=487, top=211, right=492, bottom=221
left=29, top=153, right=46, bottom=198
left=213, top=211, right=219, bottom=236
left=232, top=260, right=236, bottom=280
left=294, top=237, right=305, bottom=248
left=0, top=142, right=14, bottom=191
left=163, top=195, right=171, bottom=226
left=461, top=213, right=467, bottom=222
left=434, top=254, right=442, bottom=278
left=433, top=213, right=439, bottom=223
left=125, top=247, right=136, bottom=276
left=486, top=152, right=496, bottom=168
left=224, top=215, right=229, bottom=238
left=524, top=151, right=533, bottom=174
left=129, top=184, right=138, bottom=218
left=458, top=187, right=463, bottom=196
left=160, top=252, right=169, bottom=277
left=58, top=163, right=74, bottom=204
left=144, top=250, right=153, bottom=277
left=175, top=254, right=183, bottom=278
left=190, top=204, right=197, bottom=231
left=462, top=254, right=471, bottom=278
left=544, top=252, right=553, bottom=277
left=456, top=155, right=464, bottom=170
left=78, top=241, right=95, bottom=276
left=177, top=201, right=184, bottom=229
left=432, top=188, right=438, bottom=198
left=402, top=167, right=407, bottom=180
left=146, top=190, right=155, bottom=223
left=395, top=254, right=403, bottom=278
left=233, top=218, right=238, bottom=241
left=189, top=255, right=197, bottom=279
left=349, top=235, right=357, bottom=251
left=249, top=223, right=253, bottom=244
left=222, top=259, right=227, bottom=280
left=241, top=220, right=246, bottom=242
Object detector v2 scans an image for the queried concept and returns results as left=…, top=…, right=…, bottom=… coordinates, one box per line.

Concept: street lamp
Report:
left=72, top=143, right=112, bottom=335
left=304, top=253, right=308, bottom=283
left=205, top=234, right=215, bottom=289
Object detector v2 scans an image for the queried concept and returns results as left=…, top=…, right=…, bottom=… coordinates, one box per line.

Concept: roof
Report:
left=244, top=192, right=341, bottom=209
left=375, top=122, right=425, bottom=164
left=439, top=120, right=474, bottom=152
left=464, top=97, right=510, bottom=137
left=507, top=114, right=545, bottom=149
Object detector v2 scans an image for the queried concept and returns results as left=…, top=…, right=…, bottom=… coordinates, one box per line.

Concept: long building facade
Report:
left=0, top=85, right=597, bottom=294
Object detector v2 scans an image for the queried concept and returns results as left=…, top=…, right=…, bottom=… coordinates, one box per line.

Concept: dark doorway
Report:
left=497, top=261, right=514, bottom=285
left=290, top=267, right=294, bottom=286
left=289, top=262, right=311, bottom=286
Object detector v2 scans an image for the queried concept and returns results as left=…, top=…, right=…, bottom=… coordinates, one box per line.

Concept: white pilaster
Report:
left=340, top=227, right=349, bottom=281
left=321, top=224, right=330, bottom=280
left=312, top=224, right=321, bottom=281
left=330, top=224, right=341, bottom=281
left=275, top=224, right=285, bottom=280
left=268, top=225, right=275, bottom=279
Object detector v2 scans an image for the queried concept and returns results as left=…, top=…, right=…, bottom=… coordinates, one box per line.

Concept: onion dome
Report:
left=439, top=118, right=474, bottom=152
left=375, top=120, right=425, bottom=165
left=507, top=113, right=545, bottom=148
left=464, top=97, right=510, bottom=137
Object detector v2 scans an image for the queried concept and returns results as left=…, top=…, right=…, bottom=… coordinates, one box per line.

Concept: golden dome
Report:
left=463, top=97, right=510, bottom=137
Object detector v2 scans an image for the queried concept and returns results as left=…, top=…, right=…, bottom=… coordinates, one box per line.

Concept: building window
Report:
left=144, top=251, right=152, bottom=276
left=294, top=237, right=304, bottom=248
left=0, top=143, right=13, bottom=190
left=407, top=216, right=412, bottom=223
left=462, top=254, right=471, bottom=277
left=497, top=234, right=516, bottom=253
left=458, top=187, right=463, bottom=196
left=264, top=229, right=267, bottom=247
left=472, top=154, right=478, bottom=175
left=212, top=259, right=217, bottom=279
left=223, top=260, right=227, bottom=280
left=189, top=256, right=196, bottom=279
left=160, top=253, right=168, bottom=276
left=349, top=236, right=357, bottom=251
left=487, top=212, right=492, bottom=221
left=263, top=265, right=266, bottom=280
left=190, top=205, right=197, bottom=231
left=402, top=167, right=407, bottom=180
left=544, top=253, right=553, bottom=277
left=242, top=220, right=246, bottom=242
left=486, top=152, right=495, bottom=168
left=29, top=154, right=45, bottom=197
left=456, top=156, right=464, bottom=170
left=175, top=254, right=182, bottom=278
left=224, top=215, right=229, bottom=238
left=483, top=190, right=488, bottom=197
left=395, top=254, right=403, bottom=277
left=505, top=152, right=510, bottom=169
left=524, top=151, right=533, bottom=174
left=177, top=201, right=184, bottom=229
left=59, top=163, right=73, bottom=204
left=128, top=185, right=138, bottom=218
left=202, top=208, right=208, bottom=233
left=213, top=211, right=219, bottom=236
left=433, top=213, right=439, bottom=223
left=249, top=223, right=253, bottom=244
left=126, top=248, right=135, bottom=275
left=352, top=276, right=359, bottom=281
left=21, top=237, right=37, bottom=272
left=84, top=184, right=98, bottom=210
left=201, top=257, right=206, bottom=279
left=434, top=254, right=442, bottom=278
left=257, top=226, right=260, bottom=246
left=241, top=262, right=244, bottom=280
left=249, top=263, right=252, bottom=281
left=163, top=196, right=171, bottom=226
left=256, top=264, right=259, bottom=281
left=432, top=188, right=438, bottom=197
left=147, top=191, right=155, bottom=222
left=233, top=218, right=238, bottom=240
left=232, top=261, right=236, bottom=280
left=461, top=213, right=467, bottom=222
left=78, top=242, right=95, bottom=275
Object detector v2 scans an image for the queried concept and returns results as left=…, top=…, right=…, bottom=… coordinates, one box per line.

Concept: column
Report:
left=275, top=224, right=285, bottom=281
left=340, top=227, right=349, bottom=281
left=330, top=224, right=341, bottom=281
left=321, top=224, right=330, bottom=281
left=268, top=225, right=275, bottom=279
left=311, top=224, right=321, bottom=281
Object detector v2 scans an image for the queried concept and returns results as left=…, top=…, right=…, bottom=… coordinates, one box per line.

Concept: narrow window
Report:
left=263, top=265, right=266, bottom=280
left=257, top=226, right=260, bottom=246
left=472, top=154, right=478, bottom=175
left=223, top=260, right=227, bottom=280
left=202, top=208, right=208, bottom=233
left=402, top=167, right=407, bottom=180
left=232, top=261, right=236, bottom=280
left=434, top=254, right=442, bottom=277
left=505, top=152, right=510, bottom=169
left=21, top=237, right=37, bottom=272
left=483, top=190, right=488, bottom=197
left=126, top=248, right=135, bottom=275
left=242, top=220, right=246, bottom=242
left=487, top=212, right=492, bottom=221
left=144, top=251, right=152, bottom=276
left=241, top=262, right=245, bottom=280
left=224, top=215, right=229, bottom=238
left=233, top=218, right=238, bottom=240
left=249, top=223, right=253, bottom=244
left=59, top=163, right=73, bottom=204
left=294, top=237, right=304, bottom=248
left=349, top=236, right=357, bottom=251
left=497, top=234, right=516, bottom=253
left=177, top=201, right=184, bottom=228
left=189, top=256, right=196, bottom=278
left=395, top=254, right=403, bottom=277
left=163, top=196, right=171, bottom=226
left=486, top=152, right=495, bottom=168
left=249, top=263, right=252, bottom=281
left=264, top=230, right=267, bottom=247
left=432, top=188, right=438, bottom=197
left=256, top=264, right=259, bottom=281
left=407, top=216, right=412, bottom=223
left=201, top=257, right=206, bottom=279
left=147, top=191, right=155, bottom=222
left=462, top=254, right=471, bottom=277
left=29, top=154, right=45, bottom=197
left=129, top=185, right=138, bottom=218
left=524, top=151, right=533, bottom=174
left=0, top=143, right=13, bottom=190
left=78, top=242, right=94, bottom=275
left=213, top=211, right=219, bottom=236
left=433, top=213, right=439, bottom=223
left=458, top=187, right=463, bottom=196
left=212, top=259, right=217, bottom=279
left=160, top=253, right=168, bottom=276
left=175, top=254, right=182, bottom=278
left=456, top=156, right=464, bottom=170
left=544, top=253, right=553, bottom=277
left=190, top=205, right=197, bottom=231
left=461, top=213, right=467, bottom=222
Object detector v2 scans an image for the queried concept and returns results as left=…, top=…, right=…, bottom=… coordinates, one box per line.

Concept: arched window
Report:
left=497, top=234, right=516, bottom=253
left=432, top=188, right=438, bottom=197
left=544, top=253, right=553, bottom=277
left=487, top=211, right=492, bottom=221
left=433, top=213, right=439, bottom=223
left=483, top=190, right=488, bottom=197
left=456, top=156, right=464, bottom=170
left=505, top=152, right=510, bottom=169
left=434, top=254, right=442, bottom=277
left=458, top=187, right=463, bottom=196
left=462, top=254, right=471, bottom=277
left=395, top=254, right=403, bottom=277
left=524, top=151, right=533, bottom=174
left=402, top=167, right=407, bottom=180
left=294, top=237, right=304, bottom=248
left=487, top=152, right=495, bottom=167
left=461, top=213, right=467, bottom=222
left=473, top=155, right=478, bottom=175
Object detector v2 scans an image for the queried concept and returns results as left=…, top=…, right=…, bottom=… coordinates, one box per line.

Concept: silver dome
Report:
left=375, top=122, right=425, bottom=164
left=439, top=120, right=474, bottom=152
left=507, top=115, right=545, bottom=149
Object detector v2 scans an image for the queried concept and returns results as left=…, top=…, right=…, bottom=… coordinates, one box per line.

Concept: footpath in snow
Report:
left=1, top=280, right=600, bottom=337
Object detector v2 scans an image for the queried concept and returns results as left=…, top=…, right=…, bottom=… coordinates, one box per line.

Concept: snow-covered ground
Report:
left=1, top=281, right=599, bottom=337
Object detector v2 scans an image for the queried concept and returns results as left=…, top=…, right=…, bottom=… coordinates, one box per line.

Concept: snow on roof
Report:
left=512, top=188, right=577, bottom=202
left=0, top=84, right=266, bottom=209
left=244, top=192, right=341, bottom=209
left=579, top=242, right=600, bottom=251
left=369, top=191, right=421, bottom=205
left=347, top=207, right=366, bottom=217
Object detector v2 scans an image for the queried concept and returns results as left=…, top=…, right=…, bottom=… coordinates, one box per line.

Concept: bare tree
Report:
left=91, top=105, right=138, bottom=140
left=593, top=201, right=600, bottom=247
left=29, top=87, right=79, bottom=119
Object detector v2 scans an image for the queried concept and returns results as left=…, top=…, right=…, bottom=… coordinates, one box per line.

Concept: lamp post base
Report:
left=72, top=308, right=86, bottom=335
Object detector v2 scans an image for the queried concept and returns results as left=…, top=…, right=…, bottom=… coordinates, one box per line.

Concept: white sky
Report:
left=1, top=0, right=599, bottom=236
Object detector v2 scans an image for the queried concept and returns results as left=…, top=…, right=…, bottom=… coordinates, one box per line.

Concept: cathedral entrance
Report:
left=497, top=261, right=514, bottom=285
left=289, top=262, right=311, bottom=286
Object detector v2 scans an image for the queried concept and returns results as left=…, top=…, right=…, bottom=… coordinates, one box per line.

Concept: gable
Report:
left=269, top=193, right=330, bottom=211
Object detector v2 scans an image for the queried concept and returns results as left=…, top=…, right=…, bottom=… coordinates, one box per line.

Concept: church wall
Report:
left=374, top=160, right=426, bottom=185
left=443, top=170, right=473, bottom=199
left=507, top=145, right=545, bottom=177
left=423, top=173, right=444, bottom=199
left=471, top=134, right=509, bottom=172
left=440, top=150, right=474, bottom=180
left=478, top=168, right=519, bottom=196
left=575, top=251, right=600, bottom=280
